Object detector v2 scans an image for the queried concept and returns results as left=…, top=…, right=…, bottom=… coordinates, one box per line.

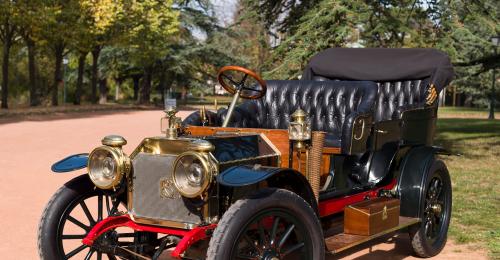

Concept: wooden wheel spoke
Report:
left=80, top=201, right=96, bottom=225
left=105, top=196, right=112, bottom=216
left=270, top=217, right=280, bottom=245
left=62, top=234, right=87, bottom=240
left=110, top=198, right=120, bottom=215
left=278, top=224, right=295, bottom=248
left=281, top=242, right=305, bottom=256
left=67, top=216, right=90, bottom=231
left=257, top=220, right=267, bottom=246
left=106, top=253, right=118, bottom=260
left=242, top=234, right=259, bottom=252
left=97, top=195, right=103, bottom=221
left=65, top=244, right=87, bottom=259
left=84, top=249, right=94, bottom=260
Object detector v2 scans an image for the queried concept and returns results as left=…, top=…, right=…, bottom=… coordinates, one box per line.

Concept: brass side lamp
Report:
left=288, top=109, right=311, bottom=150
left=288, top=109, right=311, bottom=171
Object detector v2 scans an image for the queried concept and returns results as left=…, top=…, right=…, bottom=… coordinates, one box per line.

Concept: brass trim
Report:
left=218, top=154, right=280, bottom=166
left=172, top=151, right=213, bottom=198
left=102, top=135, right=127, bottom=147
left=346, top=205, right=400, bottom=216
left=353, top=119, right=366, bottom=141
left=129, top=214, right=196, bottom=229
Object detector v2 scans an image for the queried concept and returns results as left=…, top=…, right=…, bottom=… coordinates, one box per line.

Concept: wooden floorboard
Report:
left=325, top=216, right=420, bottom=253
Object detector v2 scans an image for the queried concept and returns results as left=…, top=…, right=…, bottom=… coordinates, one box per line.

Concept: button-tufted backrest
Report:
left=312, top=76, right=430, bottom=122
left=230, top=80, right=377, bottom=136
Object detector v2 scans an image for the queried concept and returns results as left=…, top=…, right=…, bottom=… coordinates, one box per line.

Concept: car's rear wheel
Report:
left=37, top=175, right=141, bottom=260
left=207, top=188, right=324, bottom=260
left=409, top=160, right=452, bottom=257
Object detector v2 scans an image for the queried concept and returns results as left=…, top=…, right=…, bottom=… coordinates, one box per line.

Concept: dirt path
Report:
left=0, top=110, right=488, bottom=259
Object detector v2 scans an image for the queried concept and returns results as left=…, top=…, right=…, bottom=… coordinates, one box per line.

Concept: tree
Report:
left=17, top=0, right=48, bottom=106
left=120, top=0, right=179, bottom=104
left=78, top=0, right=124, bottom=104
left=0, top=1, right=18, bottom=109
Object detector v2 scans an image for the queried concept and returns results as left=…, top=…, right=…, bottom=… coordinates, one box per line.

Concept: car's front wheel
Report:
left=37, top=175, right=133, bottom=260
left=207, top=188, right=325, bottom=260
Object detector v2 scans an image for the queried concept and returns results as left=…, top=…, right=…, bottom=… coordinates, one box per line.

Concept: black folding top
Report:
left=301, top=48, right=454, bottom=92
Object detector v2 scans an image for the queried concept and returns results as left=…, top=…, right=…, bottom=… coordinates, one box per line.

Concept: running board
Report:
left=325, top=216, right=420, bottom=254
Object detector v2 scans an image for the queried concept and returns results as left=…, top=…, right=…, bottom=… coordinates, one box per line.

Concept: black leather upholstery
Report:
left=312, top=76, right=430, bottom=122
left=184, top=80, right=378, bottom=153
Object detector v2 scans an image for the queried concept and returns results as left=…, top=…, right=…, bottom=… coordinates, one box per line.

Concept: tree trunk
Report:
left=51, top=44, right=64, bottom=106
left=99, top=78, right=107, bottom=104
left=158, top=72, right=166, bottom=105
left=26, top=37, right=39, bottom=106
left=74, top=52, right=87, bottom=105
left=91, top=46, right=101, bottom=104
left=139, top=68, right=152, bottom=104
left=132, top=75, right=141, bottom=102
left=1, top=38, right=11, bottom=109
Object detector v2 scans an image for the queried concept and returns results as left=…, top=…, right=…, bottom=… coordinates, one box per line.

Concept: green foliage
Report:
left=248, top=0, right=499, bottom=106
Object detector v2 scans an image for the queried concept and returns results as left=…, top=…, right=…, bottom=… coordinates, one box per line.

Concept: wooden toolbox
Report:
left=344, top=197, right=400, bottom=236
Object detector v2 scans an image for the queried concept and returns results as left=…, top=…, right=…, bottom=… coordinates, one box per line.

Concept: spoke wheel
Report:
left=207, top=188, right=324, bottom=260
left=409, top=160, right=452, bottom=258
left=58, top=192, right=125, bottom=259
left=38, top=175, right=134, bottom=260
left=231, top=210, right=311, bottom=260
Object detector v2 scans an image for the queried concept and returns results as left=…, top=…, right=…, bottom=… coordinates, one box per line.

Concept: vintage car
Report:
left=38, top=48, right=454, bottom=260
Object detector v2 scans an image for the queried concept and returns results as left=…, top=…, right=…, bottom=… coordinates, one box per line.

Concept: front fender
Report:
left=51, top=153, right=88, bottom=173
left=217, top=165, right=318, bottom=215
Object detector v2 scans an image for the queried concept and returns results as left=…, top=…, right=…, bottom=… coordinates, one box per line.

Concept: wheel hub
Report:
left=431, top=203, right=442, bottom=215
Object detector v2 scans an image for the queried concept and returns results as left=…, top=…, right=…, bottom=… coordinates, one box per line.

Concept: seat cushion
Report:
left=185, top=80, right=378, bottom=153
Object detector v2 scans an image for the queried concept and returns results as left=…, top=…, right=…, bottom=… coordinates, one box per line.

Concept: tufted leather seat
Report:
left=312, top=76, right=430, bottom=122
left=184, top=80, right=378, bottom=153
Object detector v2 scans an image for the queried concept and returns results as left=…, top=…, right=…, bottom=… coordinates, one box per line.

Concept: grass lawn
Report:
left=435, top=108, right=499, bottom=258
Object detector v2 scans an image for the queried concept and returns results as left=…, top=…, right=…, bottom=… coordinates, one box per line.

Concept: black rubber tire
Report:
left=206, top=188, right=325, bottom=260
left=38, top=175, right=111, bottom=259
left=409, top=160, right=452, bottom=258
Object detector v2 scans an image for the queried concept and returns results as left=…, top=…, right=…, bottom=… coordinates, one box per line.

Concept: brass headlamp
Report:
left=288, top=109, right=311, bottom=150
left=87, top=135, right=130, bottom=190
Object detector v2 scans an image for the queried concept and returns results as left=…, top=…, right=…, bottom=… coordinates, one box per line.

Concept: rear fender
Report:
left=218, top=165, right=318, bottom=215
left=51, top=153, right=88, bottom=173
left=397, top=146, right=437, bottom=218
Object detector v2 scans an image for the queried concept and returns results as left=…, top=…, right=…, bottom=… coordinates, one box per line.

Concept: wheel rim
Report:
left=423, top=175, right=448, bottom=243
left=56, top=192, right=131, bottom=259
left=230, top=209, right=313, bottom=260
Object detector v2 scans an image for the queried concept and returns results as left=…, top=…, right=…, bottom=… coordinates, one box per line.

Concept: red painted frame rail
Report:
left=82, top=215, right=216, bottom=259
left=318, top=179, right=397, bottom=217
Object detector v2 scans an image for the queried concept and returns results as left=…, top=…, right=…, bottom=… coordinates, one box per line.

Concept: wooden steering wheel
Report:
left=217, top=66, right=267, bottom=99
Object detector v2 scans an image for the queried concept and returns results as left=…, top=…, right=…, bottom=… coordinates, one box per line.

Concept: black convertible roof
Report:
left=301, top=48, right=454, bottom=92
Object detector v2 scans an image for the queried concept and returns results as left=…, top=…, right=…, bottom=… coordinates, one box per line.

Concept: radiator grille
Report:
left=130, top=153, right=203, bottom=226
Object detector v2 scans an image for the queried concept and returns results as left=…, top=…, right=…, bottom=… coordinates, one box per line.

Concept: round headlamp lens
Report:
left=88, top=147, right=124, bottom=189
left=187, top=163, right=204, bottom=186
left=173, top=152, right=211, bottom=198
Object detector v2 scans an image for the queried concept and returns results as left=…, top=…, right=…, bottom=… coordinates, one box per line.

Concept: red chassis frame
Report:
left=82, top=180, right=396, bottom=258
